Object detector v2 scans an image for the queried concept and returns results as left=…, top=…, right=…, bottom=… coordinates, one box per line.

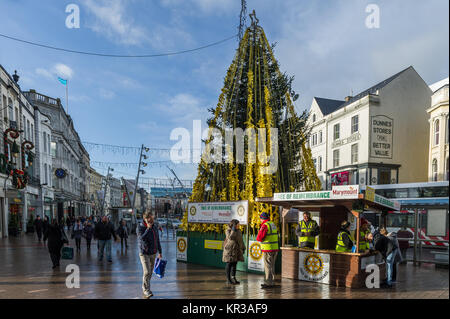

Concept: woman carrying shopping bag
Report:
left=222, top=219, right=246, bottom=285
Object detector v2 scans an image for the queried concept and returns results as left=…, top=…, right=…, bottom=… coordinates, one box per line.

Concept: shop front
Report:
left=255, top=185, right=400, bottom=288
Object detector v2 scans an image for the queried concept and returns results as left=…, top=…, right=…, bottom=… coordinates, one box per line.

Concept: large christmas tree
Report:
left=182, top=18, right=320, bottom=235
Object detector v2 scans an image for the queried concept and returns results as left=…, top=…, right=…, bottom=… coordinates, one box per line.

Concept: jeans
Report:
left=139, top=254, right=156, bottom=294
left=386, top=248, right=397, bottom=285
left=98, top=239, right=112, bottom=261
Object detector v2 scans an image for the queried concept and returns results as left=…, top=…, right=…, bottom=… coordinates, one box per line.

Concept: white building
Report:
left=427, top=77, right=449, bottom=181
left=308, top=66, right=432, bottom=190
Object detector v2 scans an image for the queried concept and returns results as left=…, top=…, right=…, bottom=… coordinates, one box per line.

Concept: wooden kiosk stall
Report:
left=255, top=185, right=400, bottom=288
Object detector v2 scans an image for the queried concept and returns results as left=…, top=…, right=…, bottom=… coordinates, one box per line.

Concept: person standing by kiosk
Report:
left=257, top=212, right=279, bottom=289
left=295, top=212, right=320, bottom=249
left=335, top=221, right=354, bottom=252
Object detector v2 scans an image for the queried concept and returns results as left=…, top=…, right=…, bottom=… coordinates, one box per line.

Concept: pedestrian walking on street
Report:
left=382, top=228, right=402, bottom=283
left=256, top=212, right=280, bottom=289
left=137, top=211, right=162, bottom=299
left=66, top=217, right=72, bottom=233
left=83, top=221, right=94, bottom=250
left=222, top=219, right=246, bottom=285
left=43, top=220, right=69, bottom=269
left=397, top=226, right=413, bottom=264
left=33, top=215, right=43, bottom=242
left=367, top=227, right=398, bottom=288
left=42, top=216, right=49, bottom=244
left=117, top=219, right=129, bottom=249
left=94, top=216, right=118, bottom=262
left=72, top=218, right=83, bottom=252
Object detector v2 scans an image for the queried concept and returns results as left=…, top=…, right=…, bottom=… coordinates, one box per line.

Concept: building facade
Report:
left=88, top=167, right=104, bottom=216
left=24, top=89, right=91, bottom=222
left=308, top=66, right=432, bottom=190
left=428, top=78, right=449, bottom=182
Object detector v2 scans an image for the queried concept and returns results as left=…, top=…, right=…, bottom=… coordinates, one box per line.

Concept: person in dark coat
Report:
left=83, top=221, right=94, bottom=250
left=42, top=216, right=49, bottom=242
left=43, top=220, right=68, bottom=269
left=72, top=218, right=83, bottom=252
left=33, top=215, right=43, bottom=242
left=94, top=216, right=118, bottom=262
left=222, top=219, right=246, bottom=285
left=117, top=219, right=129, bottom=249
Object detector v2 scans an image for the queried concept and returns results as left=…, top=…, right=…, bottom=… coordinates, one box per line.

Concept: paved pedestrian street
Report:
left=0, top=233, right=448, bottom=299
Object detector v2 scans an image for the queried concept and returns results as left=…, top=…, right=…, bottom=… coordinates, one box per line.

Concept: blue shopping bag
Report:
left=153, top=258, right=167, bottom=278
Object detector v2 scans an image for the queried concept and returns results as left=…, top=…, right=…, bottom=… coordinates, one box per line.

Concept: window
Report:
left=312, top=133, right=317, bottom=146
left=22, top=115, right=26, bottom=135
left=313, top=158, right=317, bottom=171
left=434, top=119, right=440, bottom=146
left=43, top=133, right=47, bottom=153
left=319, top=131, right=322, bottom=144
left=44, top=164, right=48, bottom=184
left=333, top=149, right=339, bottom=168
left=31, top=124, right=34, bottom=143
left=432, top=159, right=438, bottom=181
left=351, top=143, right=358, bottom=164
left=51, top=142, right=57, bottom=157
left=312, top=114, right=316, bottom=122
left=318, top=156, right=322, bottom=172
left=446, top=116, right=449, bottom=144
left=8, top=99, right=13, bottom=120
left=351, top=115, right=359, bottom=134
left=446, top=157, right=449, bottom=181
left=334, top=124, right=340, bottom=140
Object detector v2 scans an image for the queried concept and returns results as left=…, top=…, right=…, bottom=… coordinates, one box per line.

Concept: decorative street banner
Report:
left=274, top=185, right=359, bottom=201
left=370, top=115, right=393, bottom=159
left=176, top=236, right=187, bottom=261
left=247, top=241, right=264, bottom=272
left=299, top=251, right=330, bottom=284
left=188, top=200, right=248, bottom=224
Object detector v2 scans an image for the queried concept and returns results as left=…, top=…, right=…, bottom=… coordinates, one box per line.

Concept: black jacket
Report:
left=44, top=224, right=68, bottom=253
left=94, top=221, right=117, bottom=241
left=34, top=219, right=43, bottom=231
left=373, top=230, right=396, bottom=259
left=137, top=223, right=162, bottom=255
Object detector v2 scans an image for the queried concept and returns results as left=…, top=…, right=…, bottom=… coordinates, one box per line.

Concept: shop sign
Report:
left=332, top=185, right=359, bottom=199
left=365, top=186, right=375, bottom=202
left=373, top=194, right=400, bottom=211
left=370, top=115, right=393, bottom=159
left=176, top=236, right=187, bottom=261
left=188, top=200, right=248, bottom=224
left=204, top=240, right=223, bottom=250
left=331, top=171, right=349, bottom=186
left=247, top=241, right=264, bottom=272
left=331, top=132, right=361, bottom=149
left=299, top=252, right=330, bottom=284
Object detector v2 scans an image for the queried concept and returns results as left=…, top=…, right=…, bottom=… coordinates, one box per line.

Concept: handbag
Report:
left=62, top=246, right=74, bottom=260
left=153, top=257, right=167, bottom=278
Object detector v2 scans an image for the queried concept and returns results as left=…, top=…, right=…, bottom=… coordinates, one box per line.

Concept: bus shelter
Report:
left=255, top=185, right=400, bottom=288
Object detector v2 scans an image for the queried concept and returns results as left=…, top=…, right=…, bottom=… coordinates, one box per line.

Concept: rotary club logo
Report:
left=189, top=206, right=197, bottom=216
left=177, top=238, right=187, bottom=253
left=249, top=242, right=262, bottom=261
left=303, top=253, right=324, bottom=275
left=237, top=205, right=245, bottom=217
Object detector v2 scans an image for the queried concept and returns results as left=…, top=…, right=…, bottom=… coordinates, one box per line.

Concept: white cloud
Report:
left=83, top=0, right=148, bottom=45
left=99, top=88, right=116, bottom=99
left=160, top=0, right=236, bottom=14
left=35, top=68, right=53, bottom=80
left=53, top=63, right=74, bottom=79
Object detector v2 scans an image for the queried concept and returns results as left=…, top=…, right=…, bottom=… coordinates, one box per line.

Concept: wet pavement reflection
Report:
left=0, top=234, right=448, bottom=299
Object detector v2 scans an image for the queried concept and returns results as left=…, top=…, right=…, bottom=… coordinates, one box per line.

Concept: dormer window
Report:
left=312, top=114, right=316, bottom=122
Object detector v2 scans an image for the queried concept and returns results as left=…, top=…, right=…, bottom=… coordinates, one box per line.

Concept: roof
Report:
left=314, top=97, right=345, bottom=115
left=314, top=66, right=414, bottom=116
left=429, top=77, right=449, bottom=93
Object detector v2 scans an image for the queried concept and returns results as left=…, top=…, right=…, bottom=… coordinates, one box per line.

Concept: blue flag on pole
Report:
left=58, top=77, right=67, bottom=85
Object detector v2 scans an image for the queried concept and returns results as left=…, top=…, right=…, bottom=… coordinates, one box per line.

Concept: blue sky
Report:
left=0, top=0, right=448, bottom=182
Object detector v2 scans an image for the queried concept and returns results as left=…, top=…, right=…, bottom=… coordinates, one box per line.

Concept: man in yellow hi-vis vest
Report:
left=295, top=212, right=320, bottom=249
left=359, top=218, right=371, bottom=252
left=335, top=221, right=354, bottom=252
left=256, top=212, right=279, bottom=289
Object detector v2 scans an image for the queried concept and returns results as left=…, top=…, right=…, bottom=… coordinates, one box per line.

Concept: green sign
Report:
left=373, top=194, right=400, bottom=210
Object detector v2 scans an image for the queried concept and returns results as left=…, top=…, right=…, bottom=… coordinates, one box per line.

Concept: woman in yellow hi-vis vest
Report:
left=295, top=212, right=320, bottom=249
left=256, top=212, right=279, bottom=289
left=335, top=221, right=354, bottom=252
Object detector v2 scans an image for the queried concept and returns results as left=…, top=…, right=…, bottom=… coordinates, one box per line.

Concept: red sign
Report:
left=331, top=171, right=349, bottom=186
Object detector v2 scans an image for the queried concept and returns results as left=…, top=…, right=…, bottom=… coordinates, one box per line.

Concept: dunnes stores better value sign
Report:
left=370, top=115, right=393, bottom=159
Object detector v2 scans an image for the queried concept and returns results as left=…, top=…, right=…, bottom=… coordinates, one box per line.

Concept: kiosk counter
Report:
left=256, top=185, right=400, bottom=288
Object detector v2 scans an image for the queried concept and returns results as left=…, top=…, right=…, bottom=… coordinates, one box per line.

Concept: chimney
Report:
left=12, top=70, right=20, bottom=83
left=345, top=96, right=353, bottom=102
